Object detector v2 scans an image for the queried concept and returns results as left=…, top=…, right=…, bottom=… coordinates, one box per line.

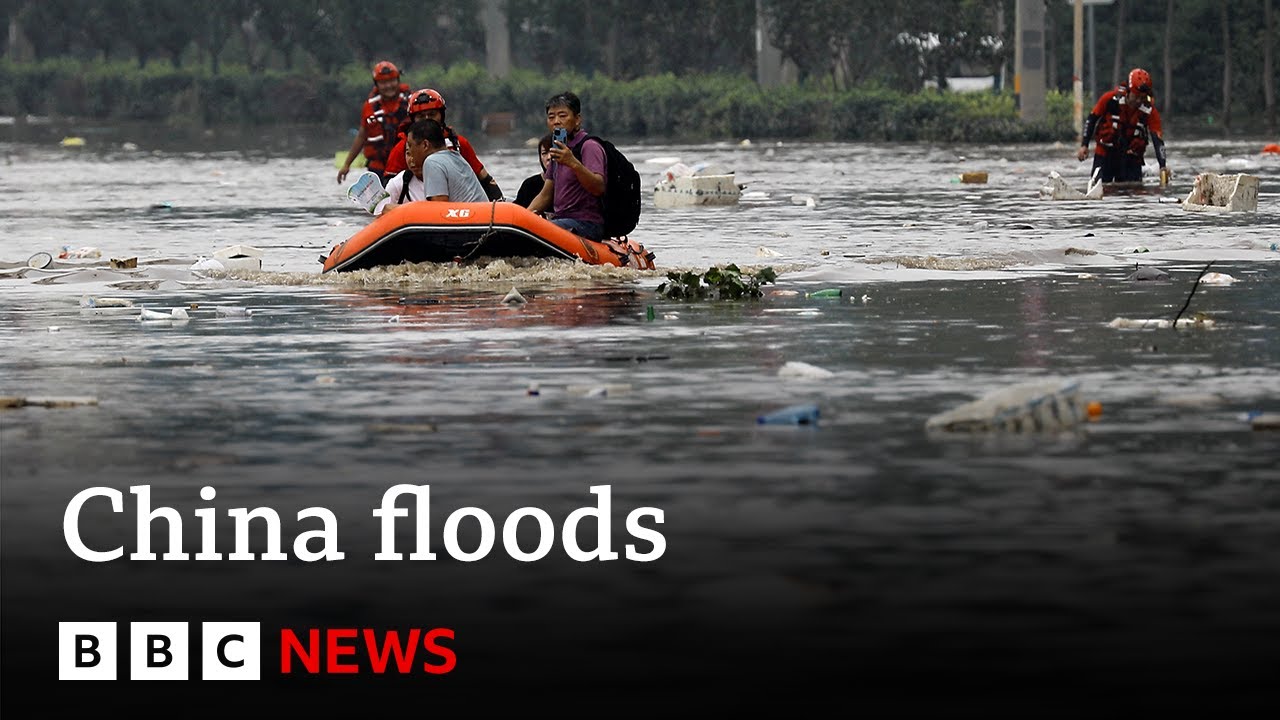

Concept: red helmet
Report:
left=1128, top=68, right=1152, bottom=94
left=409, top=88, right=446, bottom=115
left=372, top=61, right=400, bottom=82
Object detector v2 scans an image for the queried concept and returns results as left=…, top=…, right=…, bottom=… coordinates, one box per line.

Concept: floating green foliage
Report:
left=656, top=264, right=777, bottom=301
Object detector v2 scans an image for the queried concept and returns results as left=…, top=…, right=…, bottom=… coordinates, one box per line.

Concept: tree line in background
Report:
left=1, top=0, right=1275, bottom=133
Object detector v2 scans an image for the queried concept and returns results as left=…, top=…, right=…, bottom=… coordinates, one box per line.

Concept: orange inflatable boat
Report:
left=322, top=201, right=656, bottom=273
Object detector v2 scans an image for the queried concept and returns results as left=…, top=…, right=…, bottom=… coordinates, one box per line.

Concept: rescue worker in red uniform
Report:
left=1077, top=68, right=1170, bottom=185
left=337, top=61, right=410, bottom=185
left=382, top=88, right=504, bottom=201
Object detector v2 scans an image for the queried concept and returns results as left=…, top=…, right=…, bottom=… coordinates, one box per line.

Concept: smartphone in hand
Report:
left=552, top=127, right=569, bottom=145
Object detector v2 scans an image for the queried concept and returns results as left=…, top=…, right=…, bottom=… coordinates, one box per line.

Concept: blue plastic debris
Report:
left=757, top=403, right=820, bottom=425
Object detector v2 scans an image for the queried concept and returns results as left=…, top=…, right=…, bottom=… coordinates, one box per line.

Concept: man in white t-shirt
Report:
left=375, top=119, right=487, bottom=215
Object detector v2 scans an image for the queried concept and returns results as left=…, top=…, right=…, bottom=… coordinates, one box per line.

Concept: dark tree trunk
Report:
left=1162, top=0, right=1174, bottom=118
left=1220, top=0, right=1231, bottom=136
left=1046, top=10, right=1056, bottom=90
left=1265, top=0, right=1276, bottom=135
left=1111, top=0, right=1126, bottom=87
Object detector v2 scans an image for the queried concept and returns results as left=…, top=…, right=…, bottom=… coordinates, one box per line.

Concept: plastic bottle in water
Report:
left=925, top=378, right=1086, bottom=434
left=757, top=403, right=820, bottom=425
left=806, top=288, right=842, bottom=298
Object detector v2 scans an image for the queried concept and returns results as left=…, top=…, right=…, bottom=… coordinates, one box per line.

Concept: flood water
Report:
left=2, top=127, right=1280, bottom=707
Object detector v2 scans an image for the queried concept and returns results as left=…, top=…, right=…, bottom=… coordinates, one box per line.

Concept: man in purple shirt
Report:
left=526, top=91, right=607, bottom=240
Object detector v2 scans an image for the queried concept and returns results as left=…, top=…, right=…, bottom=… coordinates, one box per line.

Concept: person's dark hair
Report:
left=545, top=91, right=581, bottom=115
left=537, top=133, right=553, bottom=169
left=409, top=118, right=446, bottom=147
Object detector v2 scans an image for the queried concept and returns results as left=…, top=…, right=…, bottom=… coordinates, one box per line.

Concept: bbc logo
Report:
left=58, top=622, right=261, bottom=680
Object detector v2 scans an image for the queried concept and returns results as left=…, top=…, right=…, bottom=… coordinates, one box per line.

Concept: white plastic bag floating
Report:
left=347, top=171, right=389, bottom=214
left=59, top=245, right=102, bottom=259
left=1199, top=272, right=1236, bottom=286
left=190, top=257, right=227, bottom=273
left=925, top=378, right=1087, bottom=433
left=659, top=162, right=694, bottom=182
left=138, top=307, right=188, bottom=321
left=657, top=161, right=733, bottom=183
left=777, top=361, right=834, bottom=380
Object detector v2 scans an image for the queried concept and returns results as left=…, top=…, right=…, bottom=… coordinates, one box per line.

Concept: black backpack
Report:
left=570, top=135, right=641, bottom=238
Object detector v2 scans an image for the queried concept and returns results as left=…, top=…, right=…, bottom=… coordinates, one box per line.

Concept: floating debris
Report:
left=1107, top=316, right=1216, bottom=329
left=567, top=383, right=631, bottom=397
left=926, top=378, right=1087, bottom=434
left=806, top=288, right=842, bottom=298
left=212, top=244, right=264, bottom=271
left=1125, top=267, right=1169, bottom=281
left=1039, top=169, right=1102, bottom=201
left=1, top=395, right=98, bottom=409
left=757, top=403, right=820, bottom=425
left=138, top=307, right=188, bottom=321
left=1199, top=272, right=1236, bottom=285
left=58, top=245, right=101, bottom=259
left=777, top=361, right=834, bottom=379
left=81, top=296, right=135, bottom=308
left=1251, top=413, right=1280, bottom=431
left=653, top=162, right=743, bottom=208
left=190, top=257, right=227, bottom=273
left=502, top=287, right=527, bottom=305
left=1183, top=172, right=1259, bottom=213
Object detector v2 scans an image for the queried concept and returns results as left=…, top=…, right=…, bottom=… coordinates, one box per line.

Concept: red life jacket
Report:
left=382, top=124, right=482, bottom=178
left=1126, top=96, right=1155, bottom=157
left=361, top=91, right=410, bottom=172
left=1096, top=85, right=1155, bottom=157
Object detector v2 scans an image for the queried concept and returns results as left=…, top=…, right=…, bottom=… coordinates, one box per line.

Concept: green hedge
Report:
left=1, top=59, right=1076, bottom=142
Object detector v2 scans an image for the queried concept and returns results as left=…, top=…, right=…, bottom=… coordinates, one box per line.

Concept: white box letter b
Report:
left=59, top=622, right=117, bottom=680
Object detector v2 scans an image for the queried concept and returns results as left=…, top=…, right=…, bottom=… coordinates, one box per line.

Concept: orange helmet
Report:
left=1128, top=68, right=1152, bottom=94
left=372, top=61, right=400, bottom=82
left=409, top=88, right=446, bottom=115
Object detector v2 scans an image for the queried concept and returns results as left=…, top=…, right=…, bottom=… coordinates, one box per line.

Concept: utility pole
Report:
left=1069, top=0, right=1116, bottom=133
left=755, top=0, right=796, bottom=87
left=1015, top=0, right=1047, bottom=121
left=481, top=0, right=511, bottom=78
left=1088, top=4, right=1096, bottom=97
left=1073, top=0, right=1084, bottom=138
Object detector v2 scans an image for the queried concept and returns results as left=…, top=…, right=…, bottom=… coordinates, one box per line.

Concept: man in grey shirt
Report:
left=418, top=119, right=489, bottom=203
